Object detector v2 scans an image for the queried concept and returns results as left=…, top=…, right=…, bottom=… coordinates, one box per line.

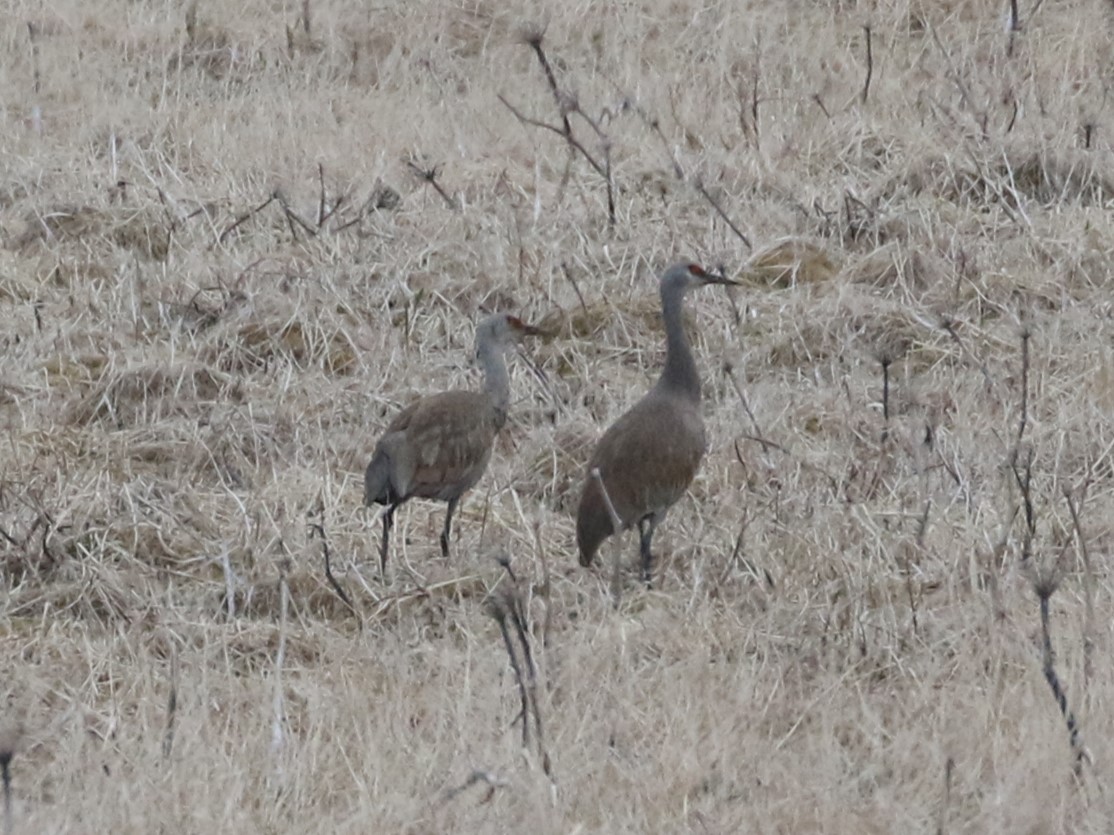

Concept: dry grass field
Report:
left=3, top=0, right=1114, bottom=831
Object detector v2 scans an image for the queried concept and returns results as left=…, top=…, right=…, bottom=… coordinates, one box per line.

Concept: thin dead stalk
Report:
left=163, top=647, right=179, bottom=759
left=531, top=519, right=553, bottom=653
left=1035, top=574, right=1087, bottom=776
left=940, top=316, right=995, bottom=392
left=694, top=179, right=752, bottom=250
left=311, top=523, right=362, bottom=630
left=522, top=27, right=570, bottom=135
left=723, top=362, right=767, bottom=447
left=861, top=25, right=873, bottom=104
left=560, top=261, right=590, bottom=318
left=488, top=567, right=552, bottom=777
left=936, top=756, right=954, bottom=835
left=1063, top=488, right=1095, bottom=688
left=270, top=568, right=290, bottom=775
left=405, top=159, right=458, bottom=211
left=441, top=769, right=510, bottom=804
left=503, top=30, right=615, bottom=226
left=1013, top=454, right=1087, bottom=777
left=498, top=94, right=614, bottom=226
left=882, top=354, right=893, bottom=439
left=0, top=726, right=16, bottom=835
left=1013, top=327, right=1031, bottom=458
left=590, top=467, right=626, bottom=607
left=217, top=194, right=276, bottom=244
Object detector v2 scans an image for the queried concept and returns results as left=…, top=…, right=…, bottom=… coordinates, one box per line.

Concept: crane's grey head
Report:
left=660, top=261, right=737, bottom=293
left=474, top=312, right=541, bottom=355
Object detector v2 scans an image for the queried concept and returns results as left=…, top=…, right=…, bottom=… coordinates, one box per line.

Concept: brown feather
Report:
left=373, top=390, right=499, bottom=502
left=576, top=390, right=706, bottom=566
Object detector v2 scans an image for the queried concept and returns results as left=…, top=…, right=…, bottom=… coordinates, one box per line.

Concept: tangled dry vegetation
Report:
left=3, top=0, right=1114, bottom=831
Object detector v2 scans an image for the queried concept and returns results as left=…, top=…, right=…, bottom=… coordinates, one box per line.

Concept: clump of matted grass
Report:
left=9, top=204, right=170, bottom=261
left=66, top=362, right=237, bottom=427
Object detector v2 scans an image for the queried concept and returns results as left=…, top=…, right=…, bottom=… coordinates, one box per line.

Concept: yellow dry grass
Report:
left=2, top=0, right=1114, bottom=831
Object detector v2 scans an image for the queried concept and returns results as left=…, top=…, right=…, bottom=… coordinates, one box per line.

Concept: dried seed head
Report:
left=517, top=23, right=546, bottom=48
left=0, top=722, right=23, bottom=766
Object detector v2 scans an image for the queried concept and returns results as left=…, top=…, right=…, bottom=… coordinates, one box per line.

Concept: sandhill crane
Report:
left=576, top=262, right=737, bottom=586
left=365, top=313, right=540, bottom=574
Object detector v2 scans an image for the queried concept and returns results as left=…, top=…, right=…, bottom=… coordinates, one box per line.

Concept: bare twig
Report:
left=405, top=159, right=458, bottom=210
left=27, top=22, right=41, bottom=96
left=1035, top=577, right=1087, bottom=776
left=881, top=356, right=892, bottom=442
left=488, top=582, right=551, bottom=775
left=1013, top=452, right=1087, bottom=777
left=499, top=95, right=606, bottom=178
left=522, top=27, right=571, bottom=135
left=861, top=25, right=873, bottom=104
left=723, top=362, right=765, bottom=443
left=319, top=192, right=347, bottom=227
left=751, top=39, right=761, bottom=153
left=498, top=94, right=614, bottom=226
left=566, top=103, right=616, bottom=227
left=940, top=316, right=996, bottom=392
left=316, top=162, right=327, bottom=226
left=0, top=724, right=17, bottom=835
left=1063, top=488, right=1094, bottom=688
left=311, top=523, right=362, bottom=630
left=560, top=261, right=589, bottom=318
left=902, top=499, right=931, bottom=633
left=928, top=24, right=988, bottom=140
left=694, top=179, right=752, bottom=250
left=270, top=568, right=290, bottom=772
left=983, top=505, right=1017, bottom=621
left=936, top=756, right=954, bottom=835
left=812, top=93, right=832, bottom=120
left=163, top=647, right=179, bottom=759
left=275, top=190, right=317, bottom=239
left=504, top=35, right=616, bottom=226
left=217, top=194, right=276, bottom=244
left=620, top=95, right=684, bottom=179
left=1007, top=0, right=1021, bottom=57
left=1014, top=326, right=1031, bottom=456
left=531, top=519, right=553, bottom=653
left=1011, top=447, right=1036, bottom=562
left=441, top=769, right=509, bottom=804
left=490, top=591, right=531, bottom=746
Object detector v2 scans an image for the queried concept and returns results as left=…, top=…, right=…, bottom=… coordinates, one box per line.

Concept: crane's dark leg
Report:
left=440, top=497, right=460, bottom=559
left=638, top=515, right=658, bottom=587
left=380, top=504, right=397, bottom=578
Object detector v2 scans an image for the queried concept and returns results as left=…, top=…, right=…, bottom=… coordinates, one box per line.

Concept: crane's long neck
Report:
left=656, top=281, right=701, bottom=401
left=477, top=338, right=511, bottom=427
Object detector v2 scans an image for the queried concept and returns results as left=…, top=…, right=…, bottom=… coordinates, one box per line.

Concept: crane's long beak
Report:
left=704, top=270, right=739, bottom=287
left=518, top=321, right=544, bottom=337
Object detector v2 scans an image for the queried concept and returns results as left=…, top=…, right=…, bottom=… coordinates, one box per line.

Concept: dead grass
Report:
left=3, top=0, right=1114, bottom=831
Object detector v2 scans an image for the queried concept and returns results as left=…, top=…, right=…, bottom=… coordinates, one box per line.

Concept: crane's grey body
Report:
left=365, top=313, right=537, bottom=573
left=576, top=262, right=736, bottom=585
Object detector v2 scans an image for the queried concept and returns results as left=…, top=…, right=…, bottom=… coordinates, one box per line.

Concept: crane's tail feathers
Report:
left=576, top=480, right=616, bottom=567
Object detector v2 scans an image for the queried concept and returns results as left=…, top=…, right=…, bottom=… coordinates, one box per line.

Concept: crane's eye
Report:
left=687, top=263, right=707, bottom=277
left=506, top=315, right=525, bottom=329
